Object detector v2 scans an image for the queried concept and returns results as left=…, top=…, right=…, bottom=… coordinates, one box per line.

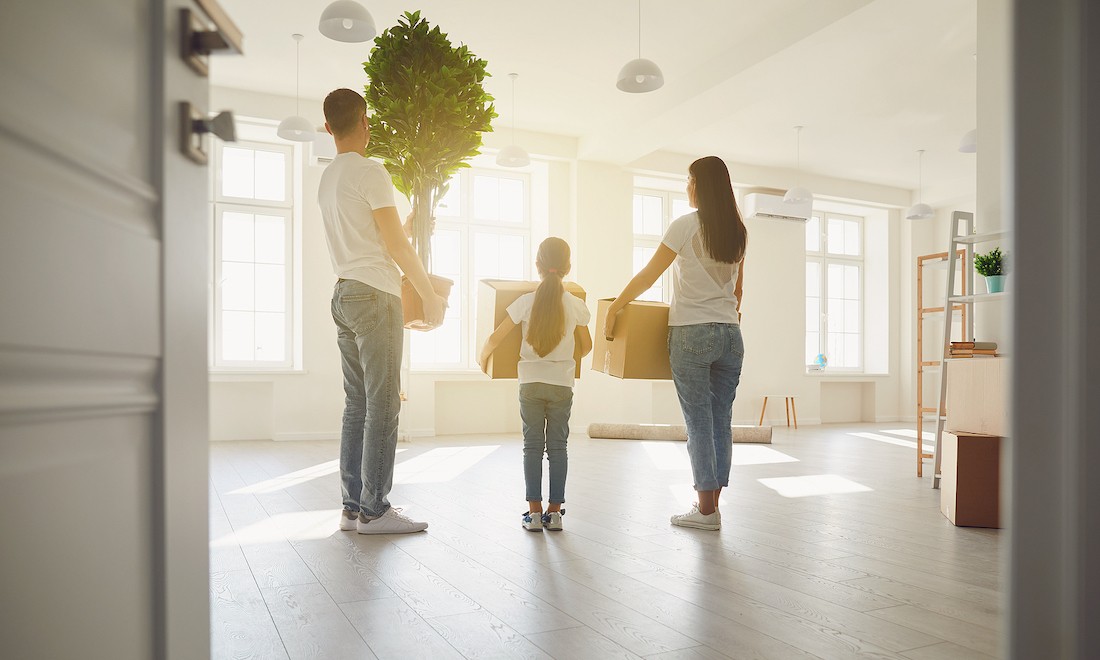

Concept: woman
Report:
left=605, top=156, right=746, bottom=530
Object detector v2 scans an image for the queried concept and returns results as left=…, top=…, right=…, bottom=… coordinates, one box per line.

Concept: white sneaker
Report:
left=356, top=508, right=428, bottom=535
left=522, top=511, right=543, bottom=532
left=338, top=508, right=359, bottom=531
left=670, top=503, right=721, bottom=530
left=542, top=510, right=564, bottom=531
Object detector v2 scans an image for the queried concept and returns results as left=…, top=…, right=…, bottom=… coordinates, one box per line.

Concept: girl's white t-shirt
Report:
left=661, top=212, right=742, bottom=326
left=507, top=290, right=592, bottom=387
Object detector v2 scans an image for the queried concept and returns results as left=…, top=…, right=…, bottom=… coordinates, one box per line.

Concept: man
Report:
left=318, top=88, right=446, bottom=534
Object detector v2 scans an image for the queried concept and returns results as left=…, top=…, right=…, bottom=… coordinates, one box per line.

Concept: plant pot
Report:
left=984, top=275, right=1005, bottom=293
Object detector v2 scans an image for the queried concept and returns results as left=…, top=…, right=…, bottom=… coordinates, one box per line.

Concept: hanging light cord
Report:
left=917, top=149, right=925, bottom=203
left=637, top=0, right=643, bottom=59
left=295, top=36, right=301, bottom=116
left=795, top=125, right=803, bottom=183
left=511, top=74, right=517, bottom=146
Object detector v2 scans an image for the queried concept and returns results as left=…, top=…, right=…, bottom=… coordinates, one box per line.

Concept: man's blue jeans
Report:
left=519, top=382, right=573, bottom=504
left=668, top=323, right=745, bottom=492
left=331, top=279, right=402, bottom=518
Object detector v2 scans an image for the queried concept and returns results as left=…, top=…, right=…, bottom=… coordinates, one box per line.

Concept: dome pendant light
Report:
left=318, top=0, right=377, bottom=43
left=277, top=34, right=314, bottom=142
left=905, top=149, right=935, bottom=220
left=616, top=0, right=664, bottom=93
left=496, top=73, right=530, bottom=168
left=783, top=125, right=813, bottom=204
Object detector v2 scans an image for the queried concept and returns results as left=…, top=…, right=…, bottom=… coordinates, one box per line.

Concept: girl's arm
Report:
left=574, top=325, right=593, bottom=359
left=478, top=316, right=517, bottom=373
left=735, top=258, right=745, bottom=322
left=605, top=244, right=676, bottom=339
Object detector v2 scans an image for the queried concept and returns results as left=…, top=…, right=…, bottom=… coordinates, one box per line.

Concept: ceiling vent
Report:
left=742, top=192, right=811, bottom=223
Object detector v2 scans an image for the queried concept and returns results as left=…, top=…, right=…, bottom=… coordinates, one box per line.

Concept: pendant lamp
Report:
left=783, top=125, right=813, bottom=204
left=905, top=149, right=935, bottom=220
left=318, top=0, right=377, bottom=43
left=616, top=0, right=664, bottom=93
left=496, top=73, right=530, bottom=168
left=277, top=34, right=314, bottom=142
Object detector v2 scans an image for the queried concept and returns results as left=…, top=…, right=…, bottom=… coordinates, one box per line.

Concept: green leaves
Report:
left=362, top=11, right=496, bottom=263
left=974, top=247, right=1006, bottom=277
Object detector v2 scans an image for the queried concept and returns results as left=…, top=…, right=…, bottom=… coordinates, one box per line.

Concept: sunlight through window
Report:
left=732, top=445, right=799, bottom=466
left=881, top=428, right=936, bottom=442
left=643, top=441, right=688, bottom=470
left=229, top=460, right=340, bottom=495
left=394, top=446, right=499, bottom=484
left=758, top=474, right=872, bottom=498
left=210, top=510, right=337, bottom=547
left=848, top=431, right=923, bottom=449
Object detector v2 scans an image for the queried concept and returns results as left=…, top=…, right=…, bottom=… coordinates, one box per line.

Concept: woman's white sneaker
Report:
left=356, top=508, right=428, bottom=534
left=670, top=503, right=721, bottom=530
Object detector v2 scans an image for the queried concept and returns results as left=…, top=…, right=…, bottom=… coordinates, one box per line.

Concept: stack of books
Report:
left=950, top=341, right=999, bottom=358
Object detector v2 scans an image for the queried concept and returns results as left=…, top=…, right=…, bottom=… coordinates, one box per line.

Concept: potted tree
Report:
left=974, top=247, right=1007, bottom=293
left=363, top=10, right=496, bottom=268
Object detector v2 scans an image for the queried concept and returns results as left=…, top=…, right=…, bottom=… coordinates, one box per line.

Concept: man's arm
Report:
left=375, top=206, right=446, bottom=326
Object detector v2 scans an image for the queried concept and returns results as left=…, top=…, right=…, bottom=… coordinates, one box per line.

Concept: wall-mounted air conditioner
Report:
left=310, top=129, right=336, bottom=166
left=742, top=192, right=811, bottom=223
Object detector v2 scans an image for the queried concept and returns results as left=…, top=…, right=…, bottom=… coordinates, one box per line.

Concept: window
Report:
left=806, top=212, right=863, bottom=370
left=212, top=137, right=297, bottom=369
left=632, top=188, right=691, bottom=302
left=410, top=169, right=531, bottom=370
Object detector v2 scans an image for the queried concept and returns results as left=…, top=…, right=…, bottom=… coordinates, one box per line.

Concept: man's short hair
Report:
left=324, top=88, right=366, bottom=138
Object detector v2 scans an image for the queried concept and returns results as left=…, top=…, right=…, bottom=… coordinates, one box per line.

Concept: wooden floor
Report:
left=210, top=423, right=1004, bottom=660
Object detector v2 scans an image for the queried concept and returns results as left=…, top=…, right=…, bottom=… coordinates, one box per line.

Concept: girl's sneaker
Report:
left=542, top=510, right=564, bottom=531
left=522, top=511, right=543, bottom=532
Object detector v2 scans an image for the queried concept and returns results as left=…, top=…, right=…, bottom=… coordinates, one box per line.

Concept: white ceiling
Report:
left=211, top=0, right=978, bottom=206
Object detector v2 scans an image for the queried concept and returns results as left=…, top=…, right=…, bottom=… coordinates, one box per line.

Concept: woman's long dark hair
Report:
left=527, top=237, right=571, bottom=357
left=689, top=156, right=747, bottom=263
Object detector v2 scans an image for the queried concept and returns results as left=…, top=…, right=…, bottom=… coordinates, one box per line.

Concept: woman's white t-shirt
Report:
left=507, top=290, right=592, bottom=387
left=661, top=212, right=742, bottom=326
left=317, top=153, right=401, bottom=297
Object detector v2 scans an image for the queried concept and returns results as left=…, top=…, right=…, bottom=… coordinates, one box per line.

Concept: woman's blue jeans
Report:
left=519, top=383, right=573, bottom=503
left=668, top=323, right=745, bottom=492
left=331, top=279, right=402, bottom=518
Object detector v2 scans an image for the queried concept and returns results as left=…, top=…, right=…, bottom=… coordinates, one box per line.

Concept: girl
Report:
left=605, top=156, right=747, bottom=531
left=479, top=237, right=593, bottom=531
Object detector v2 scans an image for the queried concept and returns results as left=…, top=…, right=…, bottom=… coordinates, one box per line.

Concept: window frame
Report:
left=806, top=211, right=865, bottom=372
left=209, top=130, right=301, bottom=372
left=632, top=187, right=691, bottom=303
left=410, top=166, right=532, bottom=372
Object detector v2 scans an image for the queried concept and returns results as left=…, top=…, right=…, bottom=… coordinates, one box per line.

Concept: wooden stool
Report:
left=759, top=395, right=797, bottom=429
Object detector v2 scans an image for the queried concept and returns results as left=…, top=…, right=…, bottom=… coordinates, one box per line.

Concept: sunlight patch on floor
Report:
left=210, top=510, right=336, bottom=547
left=732, top=445, right=799, bottom=466
left=229, top=460, right=340, bottom=495
left=880, top=428, right=936, bottom=442
left=848, top=431, right=923, bottom=449
left=758, top=474, right=873, bottom=498
left=394, top=445, right=499, bottom=484
left=643, top=441, right=688, bottom=470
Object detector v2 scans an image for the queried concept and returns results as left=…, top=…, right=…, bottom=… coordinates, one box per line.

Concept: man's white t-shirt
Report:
left=317, top=152, right=401, bottom=297
left=507, top=290, right=592, bottom=387
left=661, top=212, right=742, bottom=326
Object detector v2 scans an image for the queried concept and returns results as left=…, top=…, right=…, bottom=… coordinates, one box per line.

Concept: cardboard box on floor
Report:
left=940, top=431, right=1002, bottom=528
left=591, top=298, right=672, bottom=379
left=476, top=279, right=587, bottom=379
left=401, top=274, right=455, bottom=330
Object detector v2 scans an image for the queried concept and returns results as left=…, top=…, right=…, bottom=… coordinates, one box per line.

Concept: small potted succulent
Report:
left=974, top=247, right=1007, bottom=293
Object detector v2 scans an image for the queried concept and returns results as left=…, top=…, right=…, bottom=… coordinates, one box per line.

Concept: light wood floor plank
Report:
left=209, top=423, right=1005, bottom=660
left=260, top=582, right=377, bottom=660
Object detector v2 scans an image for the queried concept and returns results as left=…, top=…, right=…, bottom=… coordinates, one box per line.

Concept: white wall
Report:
left=208, top=86, right=930, bottom=441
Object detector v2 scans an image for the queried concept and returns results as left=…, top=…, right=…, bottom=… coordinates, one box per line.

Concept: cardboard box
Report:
left=476, top=279, right=587, bottom=379
left=591, top=298, right=672, bottom=379
left=940, top=431, right=1002, bottom=528
left=400, top=274, right=454, bottom=331
left=946, top=357, right=1009, bottom=437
